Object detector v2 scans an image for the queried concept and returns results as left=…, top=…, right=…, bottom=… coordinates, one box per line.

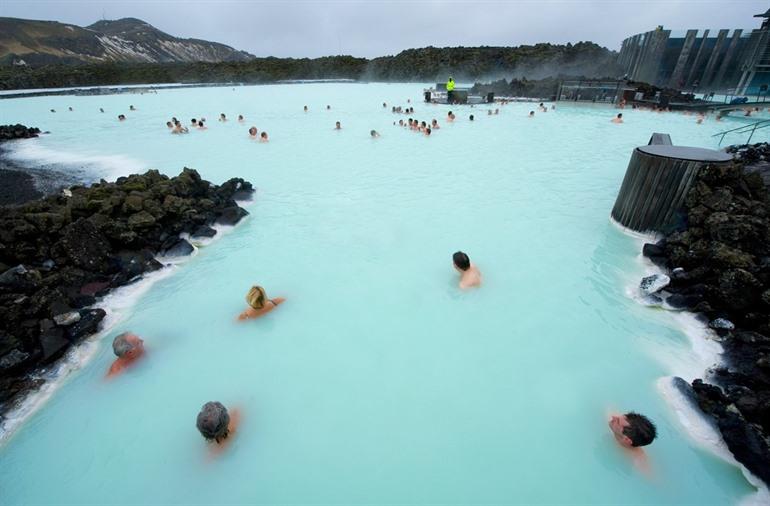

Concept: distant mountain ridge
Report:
left=0, top=17, right=255, bottom=66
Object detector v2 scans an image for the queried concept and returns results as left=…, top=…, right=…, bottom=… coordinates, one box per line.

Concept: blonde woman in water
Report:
left=237, top=285, right=286, bottom=320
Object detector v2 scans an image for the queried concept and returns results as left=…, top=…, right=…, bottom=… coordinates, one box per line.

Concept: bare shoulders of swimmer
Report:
left=453, top=251, right=482, bottom=289
left=107, top=332, right=145, bottom=377
left=238, top=285, right=285, bottom=320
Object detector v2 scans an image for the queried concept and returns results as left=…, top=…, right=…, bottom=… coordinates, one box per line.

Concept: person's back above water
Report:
left=238, top=285, right=285, bottom=320
left=107, top=332, right=145, bottom=377
left=452, top=251, right=481, bottom=289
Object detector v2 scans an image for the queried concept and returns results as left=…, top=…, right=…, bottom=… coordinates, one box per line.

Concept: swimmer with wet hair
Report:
left=327, top=105, right=331, bottom=110
left=100, top=108, right=104, bottom=113
left=107, top=332, right=145, bottom=377
left=238, top=114, right=244, bottom=122
left=447, top=111, right=455, bottom=122
left=191, top=118, right=198, bottom=126
left=609, top=412, right=657, bottom=448
left=238, top=285, right=285, bottom=320
left=335, top=121, right=341, bottom=130
left=196, top=401, right=241, bottom=451
left=118, top=114, right=126, bottom=121
left=166, top=121, right=174, bottom=129
left=453, top=251, right=482, bottom=289
left=431, top=119, right=440, bottom=129
left=249, top=126, right=258, bottom=138
left=304, top=105, right=308, bottom=112
left=260, top=131, right=268, bottom=142
left=529, top=111, right=535, bottom=117
left=50, top=109, right=56, bottom=113
left=383, top=102, right=387, bottom=108
left=612, top=113, right=623, bottom=124
left=488, top=109, right=493, bottom=115
left=398, top=119, right=404, bottom=126
left=130, top=105, right=136, bottom=111
left=425, top=127, right=431, bottom=136
left=371, top=130, right=380, bottom=138
left=469, top=114, right=474, bottom=121
left=68, top=107, right=73, bottom=111
left=198, top=120, right=207, bottom=130
left=219, top=113, right=227, bottom=122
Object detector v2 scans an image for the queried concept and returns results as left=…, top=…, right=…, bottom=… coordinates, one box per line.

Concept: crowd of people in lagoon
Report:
left=51, top=89, right=714, bottom=466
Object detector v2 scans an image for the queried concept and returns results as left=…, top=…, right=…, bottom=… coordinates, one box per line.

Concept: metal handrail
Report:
left=713, top=118, right=770, bottom=146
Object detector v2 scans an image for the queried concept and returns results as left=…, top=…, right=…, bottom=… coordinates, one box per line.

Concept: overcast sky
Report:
left=2, top=0, right=768, bottom=58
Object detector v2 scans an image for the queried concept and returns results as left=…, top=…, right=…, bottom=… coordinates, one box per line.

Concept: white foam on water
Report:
left=0, top=216, right=247, bottom=444
left=3, top=137, right=148, bottom=182
left=614, top=224, right=770, bottom=500
left=657, top=377, right=770, bottom=505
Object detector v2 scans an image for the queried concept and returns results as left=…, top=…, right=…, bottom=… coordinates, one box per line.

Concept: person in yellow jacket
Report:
left=446, top=77, right=455, bottom=104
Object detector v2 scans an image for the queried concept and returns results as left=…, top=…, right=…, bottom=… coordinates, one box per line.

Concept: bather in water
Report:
left=237, top=285, right=285, bottom=320
left=107, top=332, right=145, bottom=377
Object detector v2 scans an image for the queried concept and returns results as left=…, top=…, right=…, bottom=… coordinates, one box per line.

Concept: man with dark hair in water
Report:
left=452, top=251, right=481, bottom=289
left=609, top=412, right=657, bottom=448
left=196, top=401, right=241, bottom=455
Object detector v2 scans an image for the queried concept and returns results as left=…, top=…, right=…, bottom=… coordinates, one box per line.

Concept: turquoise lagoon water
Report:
left=0, top=84, right=768, bottom=504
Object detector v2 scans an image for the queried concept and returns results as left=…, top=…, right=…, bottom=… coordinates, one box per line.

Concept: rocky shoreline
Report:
left=640, top=142, right=770, bottom=485
left=0, top=126, right=254, bottom=423
left=0, top=124, right=87, bottom=207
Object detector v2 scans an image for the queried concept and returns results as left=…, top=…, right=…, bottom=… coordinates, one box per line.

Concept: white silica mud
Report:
left=1, top=83, right=768, bottom=504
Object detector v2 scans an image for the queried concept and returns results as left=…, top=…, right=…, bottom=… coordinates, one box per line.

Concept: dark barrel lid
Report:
left=637, top=145, right=732, bottom=162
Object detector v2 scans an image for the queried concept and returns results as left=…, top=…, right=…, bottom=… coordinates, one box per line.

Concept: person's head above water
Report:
left=469, top=114, right=474, bottom=121
left=609, top=412, right=657, bottom=448
left=166, top=121, right=173, bottom=128
left=529, top=111, right=535, bottom=116
left=249, top=126, right=257, bottom=137
left=335, top=121, right=341, bottom=129
left=370, top=130, right=380, bottom=138
left=617, top=113, right=623, bottom=118
left=196, top=401, right=231, bottom=443
left=453, top=251, right=471, bottom=271
left=112, top=332, right=144, bottom=359
left=246, top=285, right=268, bottom=309
left=260, top=131, right=268, bottom=140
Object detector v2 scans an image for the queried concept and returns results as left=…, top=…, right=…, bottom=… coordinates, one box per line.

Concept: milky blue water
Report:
left=0, top=83, right=767, bottom=504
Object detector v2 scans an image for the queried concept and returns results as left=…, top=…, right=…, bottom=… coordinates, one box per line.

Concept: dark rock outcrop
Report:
left=640, top=147, right=770, bottom=485
left=0, top=124, right=40, bottom=141
left=0, top=168, right=254, bottom=416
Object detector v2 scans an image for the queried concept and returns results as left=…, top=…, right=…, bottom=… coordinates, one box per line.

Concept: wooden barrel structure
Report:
left=611, top=145, right=732, bottom=233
